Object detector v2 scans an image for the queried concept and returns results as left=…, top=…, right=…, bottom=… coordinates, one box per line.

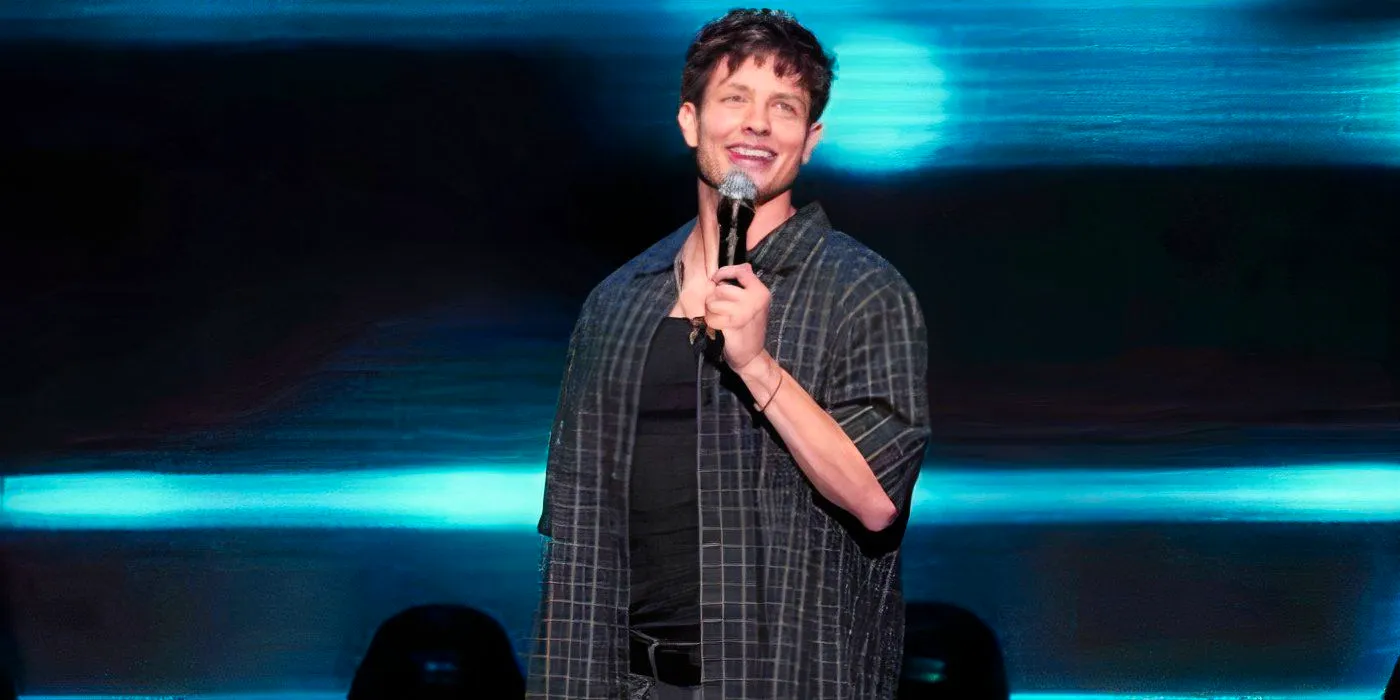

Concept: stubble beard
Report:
left=694, top=142, right=798, bottom=207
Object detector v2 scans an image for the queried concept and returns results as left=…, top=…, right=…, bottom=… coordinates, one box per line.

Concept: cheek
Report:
left=703, top=126, right=730, bottom=144
left=786, top=141, right=810, bottom=165
left=702, top=111, right=745, bottom=137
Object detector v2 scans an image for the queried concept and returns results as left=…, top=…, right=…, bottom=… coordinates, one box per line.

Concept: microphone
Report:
left=717, top=169, right=757, bottom=282
left=699, top=170, right=757, bottom=361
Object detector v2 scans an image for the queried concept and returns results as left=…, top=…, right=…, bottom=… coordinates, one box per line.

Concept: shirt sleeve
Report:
left=537, top=305, right=592, bottom=539
left=825, top=275, right=932, bottom=519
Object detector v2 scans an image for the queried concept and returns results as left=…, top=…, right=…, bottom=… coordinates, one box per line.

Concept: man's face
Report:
left=678, top=54, right=824, bottom=205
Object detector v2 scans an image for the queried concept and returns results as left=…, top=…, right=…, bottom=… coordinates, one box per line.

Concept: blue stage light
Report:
left=814, top=24, right=950, bottom=173
left=6, top=1, right=1400, bottom=166
left=911, top=463, right=1400, bottom=524
left=1, top=468, right=545, bottom=530
left=10, top=690, right=1387, bottom=700
left=4, top=463, right=1399, bottom=531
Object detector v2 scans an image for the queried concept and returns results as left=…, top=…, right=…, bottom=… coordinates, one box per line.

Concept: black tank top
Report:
left=628, top=316, right=701, bottom=643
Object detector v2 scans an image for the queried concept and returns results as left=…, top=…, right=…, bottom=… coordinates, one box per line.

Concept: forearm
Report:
left=734, top=351, right=898, bottom=532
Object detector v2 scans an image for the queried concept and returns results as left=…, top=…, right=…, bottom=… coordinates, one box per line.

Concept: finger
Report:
left=704, top=299, right=739, bottom=318
left=712, top=263, right=759, bottom=286
left=707, top=284, right=746, bottom=303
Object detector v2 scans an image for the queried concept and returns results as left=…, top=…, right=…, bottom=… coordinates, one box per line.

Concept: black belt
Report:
left=628, top=629, right=701, bottom=687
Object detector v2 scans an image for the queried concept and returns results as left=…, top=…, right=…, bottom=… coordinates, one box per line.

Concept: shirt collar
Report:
left=634, top=202, right=831, bottom=279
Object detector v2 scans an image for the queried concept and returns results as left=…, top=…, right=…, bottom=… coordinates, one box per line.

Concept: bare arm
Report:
left=735, top=352, right=900, bottom=531
left=708, top=260, right=931, bottom=535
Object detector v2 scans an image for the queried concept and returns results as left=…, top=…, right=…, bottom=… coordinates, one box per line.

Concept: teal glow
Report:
left=4, top=463, right=1398, bottom=530
left=7, top=1, right=1400, bottom=165
left=11, top=692, right=1385, bottom=700
left=1, top=468, right=543, bottom=530
left=815, top=25, right=949, bottom=173
left=912, top=463, right=1400, bottom=524
left=1012, top=695, right=1380, bottom=700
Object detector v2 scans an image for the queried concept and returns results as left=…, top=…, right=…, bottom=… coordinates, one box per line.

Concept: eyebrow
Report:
left=771, top=91, right=808, bottom=107
left=720, top=82, right=809, bottom=108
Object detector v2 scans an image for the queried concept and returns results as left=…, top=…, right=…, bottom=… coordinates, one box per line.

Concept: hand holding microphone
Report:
left=703, top=170, right=772, bottom=373
left=701, top=169, right=756, bottom=350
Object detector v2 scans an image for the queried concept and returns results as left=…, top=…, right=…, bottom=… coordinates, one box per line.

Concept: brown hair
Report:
left=680, top=8, right=836, bottom=124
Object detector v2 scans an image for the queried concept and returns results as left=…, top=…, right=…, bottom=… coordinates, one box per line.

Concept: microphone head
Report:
left=718, top=169, right=757, bottom=202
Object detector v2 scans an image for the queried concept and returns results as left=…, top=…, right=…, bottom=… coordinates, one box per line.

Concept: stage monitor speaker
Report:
left=348, top=604, right=523, bottom=700
left=899, top=601, right=1008, bottom=700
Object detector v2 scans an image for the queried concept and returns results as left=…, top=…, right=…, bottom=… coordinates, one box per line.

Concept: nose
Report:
left=742, top=103, right=771, bottom=136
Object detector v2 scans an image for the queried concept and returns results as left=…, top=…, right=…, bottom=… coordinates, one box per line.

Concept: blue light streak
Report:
left=814, top=25, right=949, bottom=173
left=1013, top=695, right=1380, bottom=700
left=4, top=463, right=1398, bottom=530
left=5, top=0, right=1399, bottom=166
left=1, top=467, right=544, bottom=530
left=913, top=463, right=1400, bottom=524
left=12, top=691, right=1386, bottom=700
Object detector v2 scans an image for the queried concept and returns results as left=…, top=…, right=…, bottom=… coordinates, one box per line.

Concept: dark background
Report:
left=3, top=44, right=1395, bottom=460
left=2, top=2, right=1400, bottom=696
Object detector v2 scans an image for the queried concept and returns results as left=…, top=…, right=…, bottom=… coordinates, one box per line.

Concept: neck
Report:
left=685, top=178, right=796, bottom=279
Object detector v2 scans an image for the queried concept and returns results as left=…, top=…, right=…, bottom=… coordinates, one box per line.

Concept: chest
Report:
left=583, top=269, right=838, bottom=404
left=668, top=279, right=711, bottom=320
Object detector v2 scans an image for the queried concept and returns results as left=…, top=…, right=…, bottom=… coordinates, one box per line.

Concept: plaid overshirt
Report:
left=529, top=203, right=931, bottom=699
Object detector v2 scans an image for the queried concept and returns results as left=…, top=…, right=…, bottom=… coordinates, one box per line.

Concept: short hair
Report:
left=680, top=8, right=837, bottom=124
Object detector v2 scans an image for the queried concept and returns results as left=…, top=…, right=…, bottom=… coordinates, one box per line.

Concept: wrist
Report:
left=735, top=351, right=780, bottom=393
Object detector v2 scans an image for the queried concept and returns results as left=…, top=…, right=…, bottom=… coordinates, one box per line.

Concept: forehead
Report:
left=708, top=54, right=808, bottom=98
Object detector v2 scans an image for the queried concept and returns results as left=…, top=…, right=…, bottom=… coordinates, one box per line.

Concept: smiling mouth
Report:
left=728, top=146, right=776, bottom=162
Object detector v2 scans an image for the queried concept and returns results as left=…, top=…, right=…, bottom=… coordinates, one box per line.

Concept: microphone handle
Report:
left=718, top=196, right=754, bottom=287
left=707, top=195, right=754, bottom=359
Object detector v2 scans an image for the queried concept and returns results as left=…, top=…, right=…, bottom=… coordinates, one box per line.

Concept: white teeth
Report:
left=733, top=147, right=773, bottom=158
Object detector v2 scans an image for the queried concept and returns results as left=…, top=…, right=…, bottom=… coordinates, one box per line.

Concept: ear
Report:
left=678, top=102, right=700, bottom=149
left=801, top=121, right=824, bottom=165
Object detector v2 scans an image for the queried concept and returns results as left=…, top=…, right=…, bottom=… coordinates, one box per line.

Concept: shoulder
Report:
left=811, top=229, right=922, bottom=314
left=578, top=220, right=691, bottom=319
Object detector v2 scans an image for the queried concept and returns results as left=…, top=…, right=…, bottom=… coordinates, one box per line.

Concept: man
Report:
left=530, top=8, right=930, bottom=699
